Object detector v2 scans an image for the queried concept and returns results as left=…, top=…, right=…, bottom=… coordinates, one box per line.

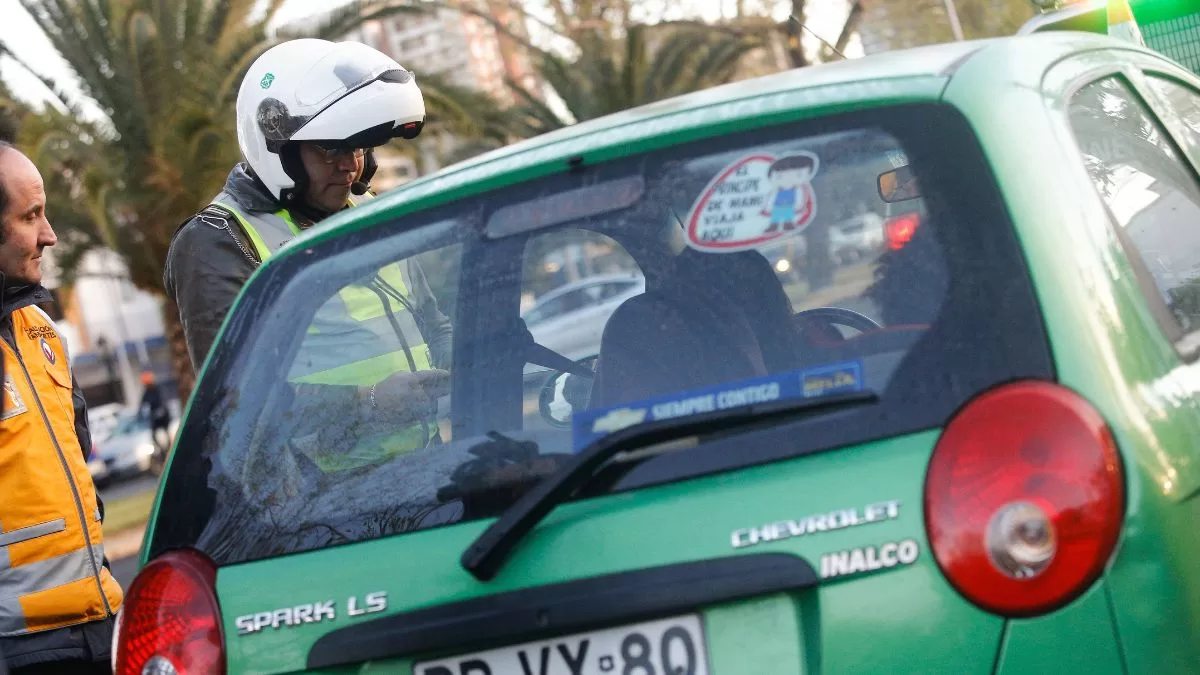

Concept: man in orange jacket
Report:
left=0, top=142, right=122, bottom=674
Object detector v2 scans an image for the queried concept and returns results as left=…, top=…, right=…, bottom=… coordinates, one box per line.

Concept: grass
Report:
left=101, top=489, right=157, bottom=537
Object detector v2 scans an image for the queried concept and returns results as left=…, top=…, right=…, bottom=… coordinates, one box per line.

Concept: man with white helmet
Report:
left=164, top=38, right=453, bottom=471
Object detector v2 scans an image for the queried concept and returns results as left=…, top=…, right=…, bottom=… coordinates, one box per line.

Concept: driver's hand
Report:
left=373, top=369, right=450, bottom=419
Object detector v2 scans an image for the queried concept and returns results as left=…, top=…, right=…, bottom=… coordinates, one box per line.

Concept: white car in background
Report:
left=87, top=401, right=181, bottom=486
left=522, top=273, right=645, bottom=364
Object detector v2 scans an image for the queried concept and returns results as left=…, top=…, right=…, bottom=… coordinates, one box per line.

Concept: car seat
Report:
left=587, top=239, right=814, bottom=409
left=587, top=275, right=769, bottom=410
left=668, top=247, right=805, bottom=372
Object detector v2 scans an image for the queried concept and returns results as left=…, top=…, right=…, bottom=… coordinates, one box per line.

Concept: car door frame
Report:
left=1041, top=48, right=1200, bottom=674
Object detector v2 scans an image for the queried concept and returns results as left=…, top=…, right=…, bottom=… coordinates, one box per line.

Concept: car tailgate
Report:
left=215, top=428, right=1002, bottom=674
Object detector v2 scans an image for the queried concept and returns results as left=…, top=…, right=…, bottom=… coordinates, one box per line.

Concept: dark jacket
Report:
left=163, top=163, right=453, bottom=372
left=0, top=281, right=113, bottom=670
left=139, top=384, right=169, bottom=425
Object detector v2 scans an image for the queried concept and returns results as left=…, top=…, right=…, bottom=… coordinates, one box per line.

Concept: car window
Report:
left=1068, top=75, right=1200, bottom=335
left=155, top=104, right=1053, bottom=565
left=1144, top=75, right=1200, bottom=166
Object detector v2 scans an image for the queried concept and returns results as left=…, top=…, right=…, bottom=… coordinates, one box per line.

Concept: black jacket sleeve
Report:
left=71, top=371, right=100, bottom=525
left=406, top=258, right=453, bottom=370
left=163, top=213, right=258, bottom=371
left=71, top=372, right=92, bottom=463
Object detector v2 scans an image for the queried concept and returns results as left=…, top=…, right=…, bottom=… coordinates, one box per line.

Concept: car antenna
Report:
left=789, top=14, right=847, bottom=61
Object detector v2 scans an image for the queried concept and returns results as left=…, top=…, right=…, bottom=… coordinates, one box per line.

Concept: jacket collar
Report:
left=220, top=163, right=338, bottom=228
left=2, top=273, right=52, bottom=317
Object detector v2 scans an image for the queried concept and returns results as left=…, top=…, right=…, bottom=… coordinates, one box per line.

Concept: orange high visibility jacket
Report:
left=0, top=304, right=123, bottom=636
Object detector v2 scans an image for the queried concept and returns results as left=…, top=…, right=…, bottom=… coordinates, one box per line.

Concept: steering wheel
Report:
left=794, top=307, right=883, bottom=345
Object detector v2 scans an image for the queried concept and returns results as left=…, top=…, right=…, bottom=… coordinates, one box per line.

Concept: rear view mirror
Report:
left=879, top=165, right=921, bottom=203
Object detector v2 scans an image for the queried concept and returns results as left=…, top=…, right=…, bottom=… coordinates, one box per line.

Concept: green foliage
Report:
left=0, top=78, right=26, bottom=143
left=858, top=0, right=1036, bottom=52
left=508, top=23, right=766, bottom=135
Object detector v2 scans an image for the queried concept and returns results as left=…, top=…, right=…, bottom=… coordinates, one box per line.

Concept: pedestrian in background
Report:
left=0, top=141, right=122, bottom=674
left=137, top=370, right=170, bottom=453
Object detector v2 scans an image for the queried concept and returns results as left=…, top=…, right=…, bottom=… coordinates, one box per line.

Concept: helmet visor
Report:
left=295, top=41, right=413, bottom=111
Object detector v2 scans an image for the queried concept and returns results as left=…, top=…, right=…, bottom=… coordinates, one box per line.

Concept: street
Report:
left=110, top=555, right=139, bottom=589
left=99, top=473, right=160, bottom=590
left=98, top=473, right=158, bottom=503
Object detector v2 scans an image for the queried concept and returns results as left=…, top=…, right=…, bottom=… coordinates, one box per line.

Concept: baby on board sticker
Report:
left=684, top=150, right=820, bottom=252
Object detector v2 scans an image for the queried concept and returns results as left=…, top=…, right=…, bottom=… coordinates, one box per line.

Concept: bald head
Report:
left=0, top=141, right=12, bottom=218
left=0, top=144, right=56, bottom=284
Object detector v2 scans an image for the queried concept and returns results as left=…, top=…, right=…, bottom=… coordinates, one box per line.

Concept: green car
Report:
left=116, top=31, right=1200, bottom=675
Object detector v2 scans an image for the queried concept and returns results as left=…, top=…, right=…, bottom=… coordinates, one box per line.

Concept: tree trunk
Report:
left=161, top=297, right=196, bottom=407
left=785, top=0, right=809, bottom=68
left=835, top=1, right=864, bottom=54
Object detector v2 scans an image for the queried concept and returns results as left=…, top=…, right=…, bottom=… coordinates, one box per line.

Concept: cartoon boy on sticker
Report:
left=760, top=152, right=819, bottom=234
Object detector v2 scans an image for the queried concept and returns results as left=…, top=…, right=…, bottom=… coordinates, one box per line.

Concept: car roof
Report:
left=273, top=32, right=1157, bottom=257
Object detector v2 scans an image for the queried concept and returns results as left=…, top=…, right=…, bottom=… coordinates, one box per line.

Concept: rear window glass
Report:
left=154, top=104, right=1052, bottom=564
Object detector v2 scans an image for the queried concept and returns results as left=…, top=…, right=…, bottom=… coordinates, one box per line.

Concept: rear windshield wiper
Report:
left=461, top=390, right=879, bottom=581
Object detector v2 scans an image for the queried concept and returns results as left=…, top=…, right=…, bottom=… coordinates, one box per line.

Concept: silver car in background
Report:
left=522, top=273, right=646, bottom=363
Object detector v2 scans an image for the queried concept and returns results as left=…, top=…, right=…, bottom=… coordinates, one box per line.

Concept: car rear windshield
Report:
left=152, top=103, right=1053, bottom=565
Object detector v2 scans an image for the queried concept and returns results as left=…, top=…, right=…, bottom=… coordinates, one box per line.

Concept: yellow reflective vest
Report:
left=0, top=305, right=123, bottom=636
left=209, top=192, right=438, bottom=471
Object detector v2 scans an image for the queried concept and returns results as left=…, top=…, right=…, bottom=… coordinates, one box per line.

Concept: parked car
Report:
left=120, top=32, right=1200, bottom=674
left=830, top=212, right=886, bottom=264
left=87, top=403, right=181, bottom=485
left=522, top=273, right=645, bottom=364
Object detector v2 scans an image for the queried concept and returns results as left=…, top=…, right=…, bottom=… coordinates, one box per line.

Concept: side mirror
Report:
left=538, top=356, right=598, bottom=428
left=879, top=165, right=921, bottom=203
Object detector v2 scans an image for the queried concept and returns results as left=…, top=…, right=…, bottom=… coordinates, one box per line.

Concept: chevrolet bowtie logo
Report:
left=591, top=407, right=648, bottom=434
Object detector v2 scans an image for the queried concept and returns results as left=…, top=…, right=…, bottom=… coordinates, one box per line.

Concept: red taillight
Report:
left=885, top=213, right=920, bottom=250
left=924, top=381, right=1124, bottom=617
left=114, top=549, right=225, bottom=675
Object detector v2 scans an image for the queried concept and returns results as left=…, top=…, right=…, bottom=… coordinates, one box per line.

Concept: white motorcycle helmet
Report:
left=235, top=38, right=426, bottom=204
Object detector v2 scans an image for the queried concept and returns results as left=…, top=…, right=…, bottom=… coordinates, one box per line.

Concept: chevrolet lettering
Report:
left=731, top=500, right=901, bottom=549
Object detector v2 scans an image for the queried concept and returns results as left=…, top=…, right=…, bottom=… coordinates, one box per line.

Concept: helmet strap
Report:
left=279, top=143, right=311, bottom=206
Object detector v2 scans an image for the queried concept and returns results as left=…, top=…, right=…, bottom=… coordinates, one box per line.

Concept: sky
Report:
left=0, top=0, right=858, bottom=114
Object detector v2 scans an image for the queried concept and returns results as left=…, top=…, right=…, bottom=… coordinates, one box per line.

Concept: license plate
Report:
left=413, top=613, right=710, bottom=675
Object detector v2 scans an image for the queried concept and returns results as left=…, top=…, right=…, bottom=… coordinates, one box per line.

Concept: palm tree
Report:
left=0, top=78, right=26, bottom=143
left=508, top=23, right=766, bottom=135
left=857, top=0, right=1035, bottom=54
left=2, top=0, right=508, bottom=401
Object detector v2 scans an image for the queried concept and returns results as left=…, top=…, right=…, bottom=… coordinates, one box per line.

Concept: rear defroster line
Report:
left=306, top=551, right=818, bottom=670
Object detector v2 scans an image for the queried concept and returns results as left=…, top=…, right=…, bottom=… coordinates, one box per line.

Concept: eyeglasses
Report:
left=311, top=144, right=366, bottom=164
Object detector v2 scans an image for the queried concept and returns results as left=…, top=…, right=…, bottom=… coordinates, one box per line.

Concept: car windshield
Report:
left=153, top=103, right=1050, bottom=565
left=110, top=414, right=145, bottom=437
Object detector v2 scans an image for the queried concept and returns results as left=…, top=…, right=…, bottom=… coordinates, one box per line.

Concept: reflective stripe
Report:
left=0, top=596, right=25, bottom=635
left=0, top=519, right=66, bottom=548
left=309, top=425, right=431, bottom=472
left=0, top=545, right=105, bottom=599
left=214, top=196, right=432, bottom=387
left=289, top=311, right=432, bottom=384
left=213, top=191, right=439, bottom=465
left=210, top=192, right=294, bottom=262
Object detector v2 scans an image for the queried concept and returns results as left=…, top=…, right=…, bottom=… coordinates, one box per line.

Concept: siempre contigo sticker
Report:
left=684, top=151, right=820, bottom=252
left=571, top=361, right=864, bottom=451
